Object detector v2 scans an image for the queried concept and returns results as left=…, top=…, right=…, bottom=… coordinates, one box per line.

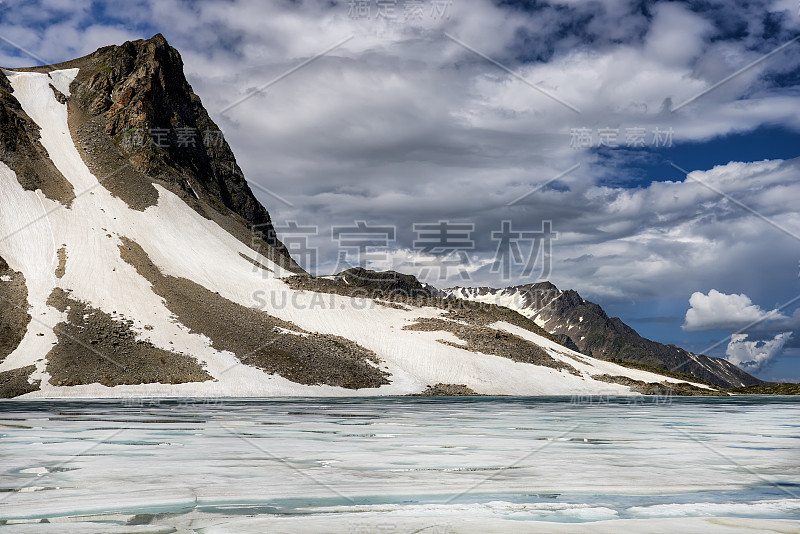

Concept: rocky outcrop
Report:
left=413, top=383, right=480, bottom=396
left=287, top=267, right=436, bottom=300
left=0, top=365, right=39, bottom=398
left=337, top=267, right=438, bottom=298
left=45, top=288, right=212, bottom=387
left=0, top=255, right=31, bottom=364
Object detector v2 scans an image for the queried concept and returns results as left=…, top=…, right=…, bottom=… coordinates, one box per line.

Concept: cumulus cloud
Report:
left=683, top=289, right=788, bottom=331
left=725, top=332, right=793, bottom=372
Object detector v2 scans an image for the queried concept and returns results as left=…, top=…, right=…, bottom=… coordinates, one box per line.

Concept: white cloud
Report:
left=645, top=2, right=713, bottom=67
left=683, top=289, right=788, bottom=331
left=725, top=332, right=793, bottom=372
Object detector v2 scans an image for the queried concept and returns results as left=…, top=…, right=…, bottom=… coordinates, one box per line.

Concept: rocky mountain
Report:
left=445, top=283, right=762, bottom=388
left=5, top=34, right=300, bottom=272
left=0, top=35, right=729, bottom=398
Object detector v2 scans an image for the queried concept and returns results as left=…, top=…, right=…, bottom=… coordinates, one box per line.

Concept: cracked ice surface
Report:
left=0, top=396, right=799, bottom=533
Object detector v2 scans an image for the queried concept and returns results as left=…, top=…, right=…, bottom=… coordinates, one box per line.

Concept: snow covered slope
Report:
left=0, top=54, right=721, bottom=398
left=446, top=285, right=560, bottom=325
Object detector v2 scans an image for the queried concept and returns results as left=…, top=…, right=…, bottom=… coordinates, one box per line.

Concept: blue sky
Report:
left=1, top=0, right=799, bottom=381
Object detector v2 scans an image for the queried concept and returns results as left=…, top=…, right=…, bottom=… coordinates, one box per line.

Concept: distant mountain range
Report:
left=0, top=34, right=755, bottom=398
left=445, top=283, right=761, bottom=388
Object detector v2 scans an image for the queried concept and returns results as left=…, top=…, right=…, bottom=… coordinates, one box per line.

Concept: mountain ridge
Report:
left=445, top=283, right=762, bottom=388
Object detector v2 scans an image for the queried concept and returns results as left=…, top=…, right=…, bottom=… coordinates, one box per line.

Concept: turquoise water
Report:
left=0, top=396, right=798, bottom=532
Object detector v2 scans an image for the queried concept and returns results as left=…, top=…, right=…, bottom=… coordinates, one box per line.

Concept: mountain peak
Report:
left=94, top=33, right=172, bottom=57
left=508, top=281, right=560, bottom=293
left=148, top=33, right=169, bottom=46
left=45, top=37, right=301, bottom=271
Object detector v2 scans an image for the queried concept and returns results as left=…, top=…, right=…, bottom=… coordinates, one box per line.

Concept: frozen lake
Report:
left=0, top=396, right=798, bottom=533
